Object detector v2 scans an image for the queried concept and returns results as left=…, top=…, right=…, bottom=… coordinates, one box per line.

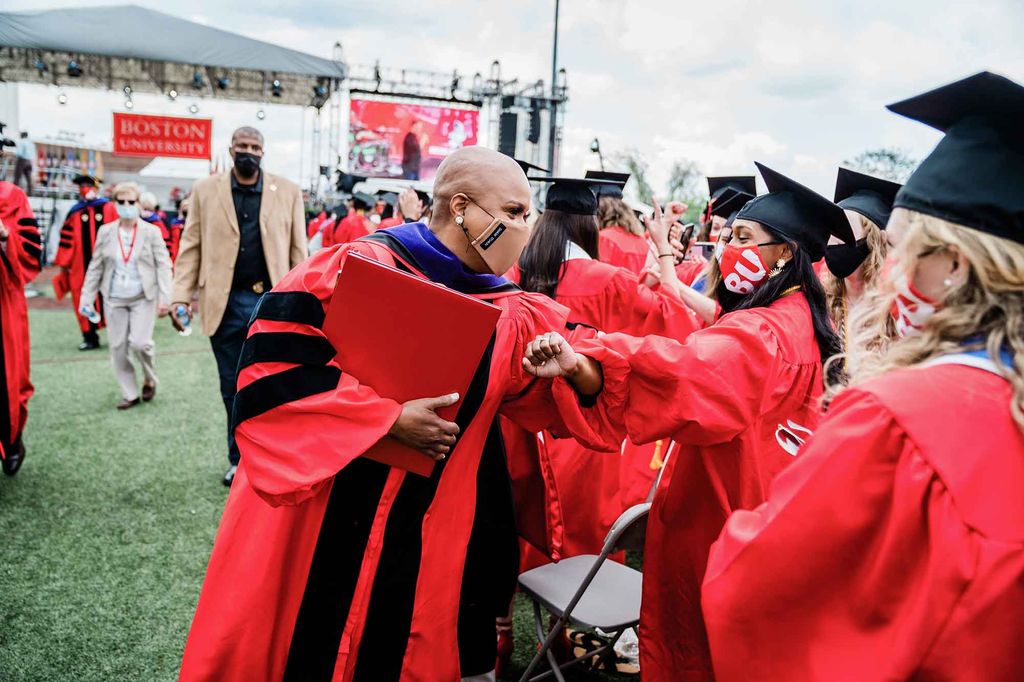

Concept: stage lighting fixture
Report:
left=57, top=91, right=68, bottom=105
left=192, top=71, right=205, bottom=90
left=189, top=103, right=200, bottom=114
left=123, top=85, right=133, bottom=97
left=34, top=59, right=48, bottom=75
left=67, top=60, right=83, bottom=78
left=216, top=77, right=230, bottom=90
left=125, top=99, right=134, bottom=110
left=168, top=89, right=178, bottom=101
left=256, top=109, right=266, bottom=120
left=271, top=79, right=283, bottom=98
left=313, top=84, right=328, bottom=97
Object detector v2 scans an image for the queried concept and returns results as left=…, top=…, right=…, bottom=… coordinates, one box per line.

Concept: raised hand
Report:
left=522, top=332, right=579, bottom=378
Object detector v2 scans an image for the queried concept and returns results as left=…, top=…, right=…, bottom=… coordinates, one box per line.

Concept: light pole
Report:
left=547, top=0, right=560, bottom=173
left=590, top=137, right=604, bottom=170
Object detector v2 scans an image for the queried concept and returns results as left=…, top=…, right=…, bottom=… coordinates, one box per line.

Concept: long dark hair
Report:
left=708, top=226, right=843, bottom=382
left=518, top=210, right=600, bottom=298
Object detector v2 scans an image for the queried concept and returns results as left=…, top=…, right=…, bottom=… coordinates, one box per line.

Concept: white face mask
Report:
left=117, top=204, right=140, bottom=221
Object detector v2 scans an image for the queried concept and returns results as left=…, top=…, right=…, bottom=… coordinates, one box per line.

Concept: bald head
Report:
left=432, top=147, right=530, bottom=223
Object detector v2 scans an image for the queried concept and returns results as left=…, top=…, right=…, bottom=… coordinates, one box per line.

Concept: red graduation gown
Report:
left=53, top=198, right=118, bottom=332
left=675, top=257, right=708, bottom=286
left=703, top=363, right=1024, bottom=681
left=307, top=211, right=328, bottom=240
left=551, top=292, right=824, bottom=681
left=180, top=238, right=573, bottom=682
left=508, top=258, right=701, bottom=567
left=598, top=226, right=649, bottom=275
left=326, top=213, right=372, bottom=248
left=0, top=182, right=40, bottom=458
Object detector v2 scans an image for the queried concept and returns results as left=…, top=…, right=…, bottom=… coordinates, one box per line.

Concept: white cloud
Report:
left=5, top=0, right=1024, bottom=197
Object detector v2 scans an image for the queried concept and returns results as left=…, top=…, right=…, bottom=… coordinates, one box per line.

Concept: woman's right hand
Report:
left=388, top=393, right=462, bottom=460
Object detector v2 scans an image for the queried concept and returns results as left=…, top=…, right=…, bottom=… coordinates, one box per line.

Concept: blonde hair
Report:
left=823, top=213, right=889, bottom=340
left=841, top=208, right=1024, bottom=430
left=597, top=196, right=644, bottom=236
left=112, top=181, right=140, bottom=201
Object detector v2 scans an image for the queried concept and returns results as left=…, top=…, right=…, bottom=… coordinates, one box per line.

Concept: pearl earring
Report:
left=455, top=215, right=464, bottom=226
left=943, top=278, right=953, bottom=287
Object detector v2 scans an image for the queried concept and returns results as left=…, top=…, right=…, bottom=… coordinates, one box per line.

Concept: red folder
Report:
left=323, top=251, right=501, bottom=476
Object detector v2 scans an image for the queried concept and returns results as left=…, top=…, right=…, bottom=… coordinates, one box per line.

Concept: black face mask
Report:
left=233, top=151, right=261, bottom=178
left=824, top=238, right=870, bottom=279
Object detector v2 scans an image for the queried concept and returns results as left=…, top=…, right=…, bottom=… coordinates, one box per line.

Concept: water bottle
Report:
left=79, top=303, right=101, bottom=324
left=174, top=304, right=193, bottom=337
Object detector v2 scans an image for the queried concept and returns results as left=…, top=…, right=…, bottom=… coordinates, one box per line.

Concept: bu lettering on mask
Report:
left=718, top=244, right=769, bottom=294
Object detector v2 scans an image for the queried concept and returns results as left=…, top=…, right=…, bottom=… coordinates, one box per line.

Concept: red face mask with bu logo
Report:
left=717, top=243, right=770, bottom=294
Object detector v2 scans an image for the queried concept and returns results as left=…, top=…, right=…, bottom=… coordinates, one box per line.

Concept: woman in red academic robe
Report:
left=53, top=175, right=119, bottom=350
left=597, top=195, right=649, bottom=274
left=0, top=181, right=41, bottom=474
left=510, top=178, right=702, bottom=567
left=523, top=162, right=854, bottom=681
left=702, top=71, right=1024, bottom=682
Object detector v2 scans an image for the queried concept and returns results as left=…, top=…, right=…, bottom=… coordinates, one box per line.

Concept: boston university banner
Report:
left=112, top=113, right=213, bottom=160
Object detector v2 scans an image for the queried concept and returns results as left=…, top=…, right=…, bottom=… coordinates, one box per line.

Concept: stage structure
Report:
left=0, top=5, right=569, bottom=198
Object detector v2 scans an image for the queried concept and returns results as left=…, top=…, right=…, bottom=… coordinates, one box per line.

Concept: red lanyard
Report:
left=118, top=226, right=138, bottom=265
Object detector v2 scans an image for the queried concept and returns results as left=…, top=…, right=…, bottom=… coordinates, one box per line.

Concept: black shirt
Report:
left=230, top=171, right=270, bottom=290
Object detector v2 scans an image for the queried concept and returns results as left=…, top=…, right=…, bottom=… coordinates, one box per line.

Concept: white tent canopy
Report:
left=0, top=4, right=344, bottom=106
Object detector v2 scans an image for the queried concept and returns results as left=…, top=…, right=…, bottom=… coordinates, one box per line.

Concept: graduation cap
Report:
left=707, top=176, right=756, bottom=202
left=710, top=188, right=755, bottom=220
left=516, top=159, right=550, bottom=176
left=336, top=171, right=368, bottom=194
left=734, top=162, right=854, bottom=261
left=375, top=190, right=399, bottom=207
left=585, top=170, right=630, bottom=199
left=72, top=173, right=100, bottom=186
left=833, top=168, right=902, bottom=231
left=529, top=177, right=622, bottom=216
left=351, top=192, right=375, bottom=210
left=886, top=71, right=1024, bottom=245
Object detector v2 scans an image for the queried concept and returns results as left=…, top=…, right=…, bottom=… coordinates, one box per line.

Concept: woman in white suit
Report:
left=80, top=182, right=173, bottom=409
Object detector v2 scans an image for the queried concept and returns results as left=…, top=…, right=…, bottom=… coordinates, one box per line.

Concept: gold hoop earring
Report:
left=768, top=258, right=787, bottom=278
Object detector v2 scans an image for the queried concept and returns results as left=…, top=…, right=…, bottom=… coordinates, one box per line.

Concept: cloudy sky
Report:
left=6, top=0, right=1024, bottom=196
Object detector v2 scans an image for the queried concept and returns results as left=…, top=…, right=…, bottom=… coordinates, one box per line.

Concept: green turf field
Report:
left=0, top=308, right=626, bottom=681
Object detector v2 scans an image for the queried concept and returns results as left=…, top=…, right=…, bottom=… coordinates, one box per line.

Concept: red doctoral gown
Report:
left=180, top=229, right=575, bottom=682
left=53, top=198, right=118, bottom=331
left=703, top=360, right=1024, bottom=681
left=598, top=225, right=649, bottom=275
left=508, top=257, right=701, bottom=566
left=551, top=292, right=824, bottom=681
left=0, top=182, right=40, bottom=459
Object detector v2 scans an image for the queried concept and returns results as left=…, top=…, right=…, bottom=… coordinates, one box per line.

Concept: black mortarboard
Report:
left=707, top=176, right=756, bottom=203
left=585, top=170, right=631, bottom=199
left=336, top=172, right=368, bottom=194
left=375, top=190, right=399, bottom=206
left=710, top=188, right=755, bottom=220
left=886, top=71, right=1024, bottom=245
left=529, top=177, right=622, bottom=216
left=735, top=162, right=854, bottom=261
left=516, top=159, right=550, bottom=176
left=833, top=168, right=902, bottom=230
left=73, top=174, right=99, bottom=186
left=351, top=192, right=375, bottom=210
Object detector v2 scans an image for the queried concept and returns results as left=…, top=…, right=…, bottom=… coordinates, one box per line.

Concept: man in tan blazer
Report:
left=172, top=126, right=307, bottom=485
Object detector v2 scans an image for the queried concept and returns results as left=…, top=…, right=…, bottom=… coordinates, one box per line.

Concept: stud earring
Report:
left=768, top=258, right=787, bottom=278
left=455, top=215, right=464, bottom=226
left=943, top=278, right=954, bottom=287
